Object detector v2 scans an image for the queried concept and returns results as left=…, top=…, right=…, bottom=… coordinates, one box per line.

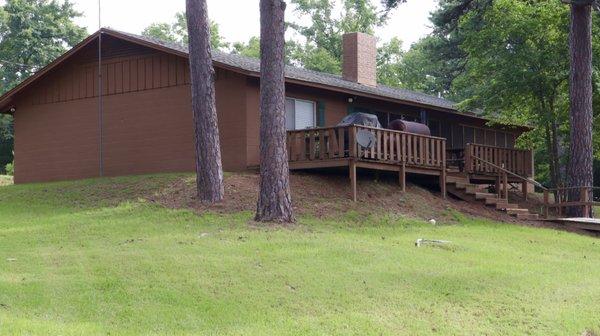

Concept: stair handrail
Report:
left=469, top=155, right=548, bottom=191
left=471, top=154, right=561, bottom=218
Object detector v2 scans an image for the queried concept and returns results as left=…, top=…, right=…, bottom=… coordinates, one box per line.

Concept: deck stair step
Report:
left=447, top=176, right=469, bottom=184
left=496, top=203, right=520, bottom=210
left=506, top=208, right=529, bottom=216
left=475, top=192, right=496, bottom=200
left=455, top=182, right=476, bottom=190
left=465, top=188, right=480, bottom=195
left=484, top=197, right=507, bottom=205
left=446, top=180, right=541, bottom=221
left=454, top=183, right=467, bottom=190
left=517, top=213, right=539, bottom=220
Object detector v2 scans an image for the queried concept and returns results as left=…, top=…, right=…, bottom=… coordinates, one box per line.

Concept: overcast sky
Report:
left=67, top=0, right=436, bottom=51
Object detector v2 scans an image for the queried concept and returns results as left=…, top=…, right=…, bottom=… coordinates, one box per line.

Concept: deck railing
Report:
left=543, top=186, right=599, bottom=218
left=287, top=125, right=446, bottom=170
left=464, top=143, right=533, bottom=177
left=287, top=126, right=351, bottom=162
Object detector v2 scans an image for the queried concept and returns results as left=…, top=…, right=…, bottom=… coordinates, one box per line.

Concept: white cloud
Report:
left=70, top=0, right=435, bottom=51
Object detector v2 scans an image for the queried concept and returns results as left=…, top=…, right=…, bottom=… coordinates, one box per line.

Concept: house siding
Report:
left=243, top=80, right=350, bottom=168
left=8, top=33, right=527, bottom=184
left=13, top=37, right=248, bottom=183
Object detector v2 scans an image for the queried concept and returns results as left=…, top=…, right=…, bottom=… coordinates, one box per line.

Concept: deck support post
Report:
left=522, top=181, right=528, bottom=201
left=439, top=169, right=446, bottom=199
left=543, top=190, right=549, bottom=218
left=581, top=187, right=590, bottom=218
left=399, top=162, right=406, bottom=192
left=495, top=176, right=501, bottom=199
left=558, top=191, right=563, bottom=217
left=349, top=160, right=357, bottom=202
left=441, top=145, right=447, bottom=199
left=503, top=172, right=508, bottom=201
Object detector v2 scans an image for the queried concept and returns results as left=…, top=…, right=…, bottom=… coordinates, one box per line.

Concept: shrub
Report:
left=5, top=161, right=13, bottom=176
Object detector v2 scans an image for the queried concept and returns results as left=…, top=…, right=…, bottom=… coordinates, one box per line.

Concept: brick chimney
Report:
left=342, top=32, right=377, bottom=87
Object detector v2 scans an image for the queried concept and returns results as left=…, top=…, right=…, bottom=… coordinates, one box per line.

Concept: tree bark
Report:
left=186, top=0, right=224, bottom=203
left=551, top=119, right=563, bottom=185
left=545, top=123, right=559, bottom=189
left=567, top=3, right=594, bottom=217
left=255, top=0, right=295, bottom=223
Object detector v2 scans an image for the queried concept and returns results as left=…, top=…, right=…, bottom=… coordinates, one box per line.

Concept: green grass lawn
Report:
left=0, top=174, right=599, bottom=335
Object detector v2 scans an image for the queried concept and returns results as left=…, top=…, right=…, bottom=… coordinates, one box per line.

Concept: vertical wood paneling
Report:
left=144, top=57, right=153, bottom=89
left=102, top=64, right=109, bottom=95
left=85, top=67, right=93, bottom=98
left=168, top=55, right=177, bottom=86
left=122, top=61, right=130, bottom=92
left=68, top=68, right=76, bottom=101
left=137, top=58, right=145, bottom=90
left=177, top=58, right=186, bottom=85
left=152, top=55, right=161, bottom=88
left=62, top=71, right=70, bottom=101
left=30, top=53, right=190, bottom=107
left=53, top=77, right=60, bottom=102
left=115, top=62, right=123, bottom=94
left=160, top=55, right=169, bottom=87
left=130, top=58, right=138, bottom=91
left=107, top=63, right=116, bottom=95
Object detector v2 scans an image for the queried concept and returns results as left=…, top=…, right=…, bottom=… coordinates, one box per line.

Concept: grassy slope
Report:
left=0, top=174, right=599, bottom=335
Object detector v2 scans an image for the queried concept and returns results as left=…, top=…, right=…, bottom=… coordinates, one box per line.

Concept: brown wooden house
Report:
left=0, top=29, right=533, bottom=206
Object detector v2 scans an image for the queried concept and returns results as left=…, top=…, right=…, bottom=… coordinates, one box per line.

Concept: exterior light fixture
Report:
left=348, top=97, right=354, bottom=103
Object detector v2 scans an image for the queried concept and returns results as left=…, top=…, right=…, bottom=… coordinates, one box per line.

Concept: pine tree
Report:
left=255, top=0, right=295, bottom=223
left=186, top=0, right=225, bottom=203
left=566, top=0, right=594, bottom=217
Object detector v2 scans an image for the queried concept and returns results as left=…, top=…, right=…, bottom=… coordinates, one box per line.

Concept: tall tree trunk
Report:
left=255, top=0, right=295, bottom=223
left=545, top=123, right=559, bottom=188
left=551, top=119, right=563, bottom=185
left=186, top=0, right=224, bottom=203
left=567, top=3, right=594, bottom=217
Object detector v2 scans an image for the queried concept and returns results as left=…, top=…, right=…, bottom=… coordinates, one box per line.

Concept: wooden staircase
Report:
left=446, top=177, right=540, bottom=221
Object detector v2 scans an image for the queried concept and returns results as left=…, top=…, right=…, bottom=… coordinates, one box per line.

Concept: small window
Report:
left=285, top=98, right=316, bottom=130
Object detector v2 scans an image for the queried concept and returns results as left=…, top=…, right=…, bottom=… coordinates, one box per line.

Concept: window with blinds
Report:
left=285, top=98, right=316, bottom=130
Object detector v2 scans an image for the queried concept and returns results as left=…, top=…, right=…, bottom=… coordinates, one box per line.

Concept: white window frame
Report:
left=285, top=97, right=317, bottom=130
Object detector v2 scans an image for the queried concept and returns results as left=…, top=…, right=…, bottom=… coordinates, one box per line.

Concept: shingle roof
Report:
left=1, top=28, right=490, bottom=121
left=113, top=29, right=474, bottom=117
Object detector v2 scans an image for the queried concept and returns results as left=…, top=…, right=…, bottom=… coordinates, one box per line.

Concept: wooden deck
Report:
left=545, top=217, right=600, bottom=232
left=286, top=125, right=534, bottom=202
left=464, top=143, right=534, bottom=178
left=287, top=125, right=446, bottom=201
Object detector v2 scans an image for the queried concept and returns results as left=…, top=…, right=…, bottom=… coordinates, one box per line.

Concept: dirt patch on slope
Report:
left=0, top=175, right=13, bottom=186
left=149, top=171, right=533, bottom=224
